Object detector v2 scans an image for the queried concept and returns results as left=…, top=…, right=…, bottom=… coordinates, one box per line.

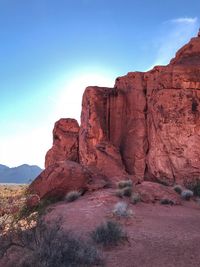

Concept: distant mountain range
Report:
left=0, top=164, right=43, bottom=184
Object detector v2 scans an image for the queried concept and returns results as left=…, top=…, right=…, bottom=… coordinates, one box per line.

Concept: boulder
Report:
left=136, top=182, right=181, bottom=204
left=45, top=118, right=79, bottom=168
left=29, top=161, right=90, bottom=199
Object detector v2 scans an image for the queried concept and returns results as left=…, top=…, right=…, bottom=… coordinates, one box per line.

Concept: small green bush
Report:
left=130, top=193, right=141, bottom=204
left=117, top=180, right=133, bottom=189
left=65, top=191, right=80, bottom=202
left=173, top=185, right=183, bottom=195
left=181, top=189, right=194, bottom=201
left=91, top=220, right=126, bottom=247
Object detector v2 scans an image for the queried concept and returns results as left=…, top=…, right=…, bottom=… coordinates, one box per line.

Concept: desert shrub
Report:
left=115, top=187, right=132, bottom=198
left=91, top=220, right=126, bottom=247
left=181, top=189, right=194, bottom=201
left=113, top=201, right=133, bottom=217
left=0, top=218, right=103, bottom=267
left=160, top=199, right=175, bottom=205
left=185, top=180, right=200, bottom=197
left=173, top=185, right=183, bottom=194
left=117, top=180, right=133, bottom=189
left=115, top=186, right=133, bottom=198
left=193, top=181, right=200, bottom=197
left=15, top=197, right=56, bottom=222
left=130, top=193, right=141, bottom=204
left=115, top=189, right=124, bottom=198
left=122, top=186, right=132, bottom=197
left=65, top=191, right=80, bottom=202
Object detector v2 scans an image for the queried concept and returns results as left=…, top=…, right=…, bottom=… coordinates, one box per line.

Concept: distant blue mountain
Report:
left=0, top=164, right=43, bottom=184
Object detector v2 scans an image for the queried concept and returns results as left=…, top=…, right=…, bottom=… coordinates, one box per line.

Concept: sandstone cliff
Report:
left=30, top=32, right=200, bottom=198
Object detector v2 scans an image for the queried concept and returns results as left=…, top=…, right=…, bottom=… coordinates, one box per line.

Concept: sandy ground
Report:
left=46, top=189, right=200, bottom=267
left=1, top=188, right=200, bottom=267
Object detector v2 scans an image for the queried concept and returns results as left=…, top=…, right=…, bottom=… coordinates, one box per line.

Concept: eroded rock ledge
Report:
left=30, top=33, right=200, bottom=199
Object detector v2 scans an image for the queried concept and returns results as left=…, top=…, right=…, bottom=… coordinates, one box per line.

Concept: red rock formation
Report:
left=45, top=118, right=79, bottom=168
left=30, top=32, right=200, bottom=199
left=79, top=33, right=200, bottom=186
left=29, top=161, right=90, bottom=199
left=79, top=87, right=128, bottom=181
left=136, top=181, right=181, bottom=204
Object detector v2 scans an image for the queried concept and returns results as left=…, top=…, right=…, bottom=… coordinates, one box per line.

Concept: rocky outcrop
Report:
left=79, top=33, right=200, bottom=186
left=30, top=32, right=200, bottom=199
left=79, top=87, right=129, bottom=181
left=136, top=181, right=181, bottom=204
left=29, top=161, right=90, bottom=199
left=45, top=119, right=79, bottom=168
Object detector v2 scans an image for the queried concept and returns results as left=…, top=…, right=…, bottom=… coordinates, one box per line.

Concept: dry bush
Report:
left=117, top=180, right=133, bottom=189
left=0, top=218, right=103, bottom=267
left=113, top=201, right=133, bottom=217
left=184, top=180, right=200, bottom=197
left=130, top=193, right=141, bottom=204
left=65, top=191, right=80, bottom=202
left=181, top=189, right=194, bottom=201
left=91, top=220, right=127, bottom=247
left=160, top=199, right=175, bottom=205
left=173, top=185, right=183, bottom=195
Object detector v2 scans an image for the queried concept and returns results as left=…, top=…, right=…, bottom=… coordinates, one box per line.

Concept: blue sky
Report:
left=0, top=0, right=199, bottom=168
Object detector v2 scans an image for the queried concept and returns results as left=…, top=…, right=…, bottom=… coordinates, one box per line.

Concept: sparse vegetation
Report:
left=117, top=180, right=133, bottom=189
left=115, top=189, right=124, bottom=198
left=181, top=189, right=194, bottom=201
left=113, top=201, right=133, bottom=217
left=122, top=186, right=132, bottom=197
left=65, top=190, right=80, bottom=202
left=0, top=218, right=103, bottom=267
left=91, top=220, right=127, bottom=247
left=173, top=184, right=183, bottom=194
left=0, top=184, right=27, bottom=217
left=116, top=186, right=132, bottom=198
left=115, top=179, right=133, bottom=198
left=130, top=193, right=141, bottom=204
left=184, top=180, right=200, bottom=197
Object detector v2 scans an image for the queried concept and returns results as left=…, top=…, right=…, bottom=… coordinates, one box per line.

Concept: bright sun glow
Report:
left=0, top=70, right=116, bottom=168
left=54, top=71, right=115, bottom=122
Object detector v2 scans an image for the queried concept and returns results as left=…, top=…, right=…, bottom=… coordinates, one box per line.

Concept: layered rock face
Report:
left=31, top=33, right=200, bottom=198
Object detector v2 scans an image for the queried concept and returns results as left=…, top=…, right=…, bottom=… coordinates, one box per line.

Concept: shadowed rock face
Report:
left=30, top=33, right=200, bottom=198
